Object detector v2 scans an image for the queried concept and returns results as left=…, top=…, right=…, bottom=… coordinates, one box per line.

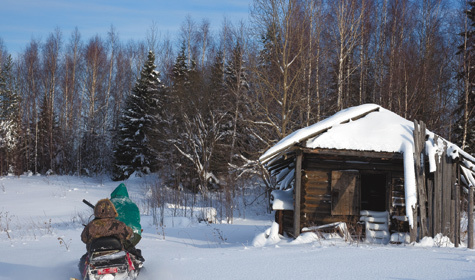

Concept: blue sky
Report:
left=0, top=0, right=252, bottom=57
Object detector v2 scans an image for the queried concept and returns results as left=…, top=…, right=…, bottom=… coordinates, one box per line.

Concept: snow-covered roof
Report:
left=260, top=104, right=413, bottom=163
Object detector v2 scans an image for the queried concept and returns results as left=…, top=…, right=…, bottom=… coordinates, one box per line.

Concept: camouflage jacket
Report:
left=81, top=199, right=133, bottom=245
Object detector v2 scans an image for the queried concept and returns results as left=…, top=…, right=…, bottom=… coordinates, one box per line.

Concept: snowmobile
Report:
left=80, top=236, right=141, bottom=280
left=77, top=199, right=142, bottom=280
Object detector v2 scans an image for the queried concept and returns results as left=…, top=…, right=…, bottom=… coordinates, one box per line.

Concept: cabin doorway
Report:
left=361, top=173, right=386, bottom=211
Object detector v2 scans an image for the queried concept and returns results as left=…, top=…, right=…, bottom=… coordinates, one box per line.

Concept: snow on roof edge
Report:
left=259, top=104, right=381, bottom=164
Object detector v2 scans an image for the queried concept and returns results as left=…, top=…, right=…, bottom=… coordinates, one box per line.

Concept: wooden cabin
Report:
left=260, top=104, right=475, bottom=246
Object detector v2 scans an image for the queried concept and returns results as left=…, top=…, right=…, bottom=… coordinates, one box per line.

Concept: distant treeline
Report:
left=0, top=0, right=473, bottom=191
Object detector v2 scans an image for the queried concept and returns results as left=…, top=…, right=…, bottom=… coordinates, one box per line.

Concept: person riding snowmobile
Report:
left=81, top=198, right=133, bottom=248
left=79, top=198, right=135, bottom=275
left=110, top=183, right=144, bottom=261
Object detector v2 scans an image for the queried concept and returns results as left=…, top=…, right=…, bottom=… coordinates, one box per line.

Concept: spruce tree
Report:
left=112, top=51, right=163, bottom=180
left=0, top=55, right=20, bottom=175
left=165, top=42, right=197, bottom=188
left=206, top=51, right=229, bottom=175
left=225, top=42, right=250, bottom=164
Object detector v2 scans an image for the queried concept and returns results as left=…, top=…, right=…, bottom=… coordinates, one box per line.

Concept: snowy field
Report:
left=1, top=175, right=475, bottom=280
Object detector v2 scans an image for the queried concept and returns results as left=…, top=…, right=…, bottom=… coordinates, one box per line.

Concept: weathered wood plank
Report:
left=455, top=163, right=460, bottom=247
left=305, top=161, right=404, bottom=172
left=331, top=170, right=359, bottom=216
left=434, top=134, right=442, bottom=236
left=468, top=186, right=474, bottom=249
left=427, top=179, right=434, bottom=236
left=302, top=147, right=403, bottom=160
left=450, top=158, right=457, bottom=243
left=293, top=151, right=303, bottom=237
left=442, top=146, right=452, bottom=237
left=413, top=120, right=427, bottom=239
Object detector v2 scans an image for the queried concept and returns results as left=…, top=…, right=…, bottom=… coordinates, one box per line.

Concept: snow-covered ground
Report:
left=1, top=175, right=475, bottom=280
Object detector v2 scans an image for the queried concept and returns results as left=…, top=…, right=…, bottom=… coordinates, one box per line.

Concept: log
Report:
left=305, top=187, right=330, bottom=196
left=304, top=182, right=330, bottom=191
left=303, top=170, right=329, bottom=181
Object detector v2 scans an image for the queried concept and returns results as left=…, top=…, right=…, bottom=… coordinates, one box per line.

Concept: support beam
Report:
left=413, top=120, right=427, bottom=238
left=455, top=163, right=460, bottom=247
left=469, top=186, right=474, bottom=249
left=293, top=151, right=303, bottom=238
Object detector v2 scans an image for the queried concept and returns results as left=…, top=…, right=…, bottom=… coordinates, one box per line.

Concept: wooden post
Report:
left=413, top=120, right=428, bottom=238
left=450, top=158, right=457, bottom=243
left=427, top=179, right=434, bottom=236
left=443, top=146, right=452, bottom=237
left=455, top=163, right=461, bottom=247
left=468, top=186, right=474, bottom=249
left=410, top=206, right=418, bottom=243
left=277, top=210, right=283, bottom=235
left=293, top=151, right=303, bottom=238
left=433, top=135, right=442, bottom=235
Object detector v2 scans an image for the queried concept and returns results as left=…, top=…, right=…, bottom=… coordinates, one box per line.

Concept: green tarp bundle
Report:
left=110, top=183, right=142, bottom=237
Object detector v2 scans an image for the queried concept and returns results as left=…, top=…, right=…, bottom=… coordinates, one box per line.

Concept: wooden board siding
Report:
left=300, top=170, right=361, bottom=227
left=277, top=150, right=407, bottom=236
left=331, top=171, right=360, bottom=216
left=281, top=210, right=294, bottom=236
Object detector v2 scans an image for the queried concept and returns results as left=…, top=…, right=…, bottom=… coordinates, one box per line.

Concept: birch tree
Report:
left=41, top=29, right=62, bottom=172
left=328, top=0, right=365, bottom=111
left=80, top=35, right=109, bottom=174
left=58, top=28, right=82, bottom=173
left=251, top=0, right=310, bottom=143
left=456, top=0, right=475, bottom=154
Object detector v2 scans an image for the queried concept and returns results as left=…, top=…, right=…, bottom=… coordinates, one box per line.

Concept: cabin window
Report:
left=360, top=173, right=387, bottom=211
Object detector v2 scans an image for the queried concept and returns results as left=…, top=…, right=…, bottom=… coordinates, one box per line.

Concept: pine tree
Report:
left=455, top=1, right=475, bottom=155
left=0, top=55, right=20, bottom=175
left=112, top=50, right=163, bottom=180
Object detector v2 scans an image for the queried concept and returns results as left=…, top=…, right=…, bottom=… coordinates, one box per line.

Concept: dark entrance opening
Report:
left=361, top=173, right=386, bottom=211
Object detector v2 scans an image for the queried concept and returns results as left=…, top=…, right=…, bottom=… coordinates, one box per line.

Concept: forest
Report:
left=0, top=0, right=474, bottom=194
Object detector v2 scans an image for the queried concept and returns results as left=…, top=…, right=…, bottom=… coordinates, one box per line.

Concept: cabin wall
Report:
left=281, top=152, right=407, bottom=237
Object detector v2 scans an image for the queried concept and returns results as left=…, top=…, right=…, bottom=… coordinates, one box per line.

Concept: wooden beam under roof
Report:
left=301, top=147, right=403, bottom=160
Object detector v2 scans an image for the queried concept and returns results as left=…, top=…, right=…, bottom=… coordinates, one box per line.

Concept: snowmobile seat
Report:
left=89, top=236, right=123, bottom=252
